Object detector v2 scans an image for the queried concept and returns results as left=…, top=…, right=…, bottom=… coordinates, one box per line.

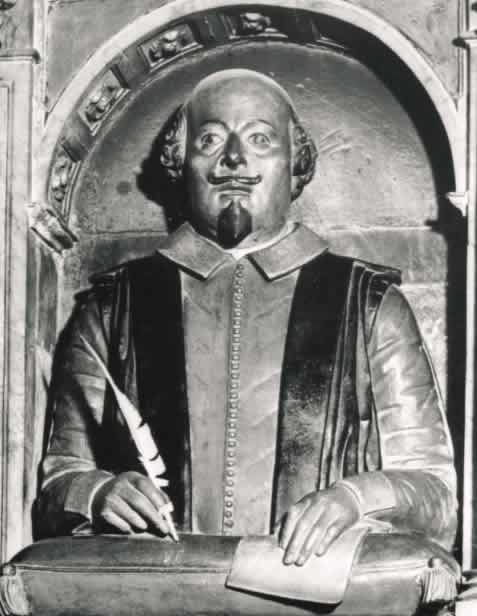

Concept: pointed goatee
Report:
left=217, top=198, right=252, bottom=248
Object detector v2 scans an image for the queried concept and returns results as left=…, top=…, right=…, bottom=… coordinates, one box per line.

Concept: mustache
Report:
left=207, top=173, right=262, bottom=186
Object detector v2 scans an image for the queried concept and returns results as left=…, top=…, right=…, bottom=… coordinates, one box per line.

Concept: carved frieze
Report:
left=49, top=148, right=77, bottom=216
left=225, top=11, right=286, bottom=40
left=140, top=24, right=198, bottom=69
left=79, top=69, right=126, bottom=134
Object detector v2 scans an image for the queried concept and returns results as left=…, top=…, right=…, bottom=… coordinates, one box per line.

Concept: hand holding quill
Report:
left=80, top=335, right=179, bottom=541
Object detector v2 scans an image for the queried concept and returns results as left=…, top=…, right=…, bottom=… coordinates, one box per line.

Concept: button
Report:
left=229, top=411, right=237, bottom=418
left=236, top=262, right=244, bottom=271
left=233, top=309, right=242, bottom=316
left=232, top=335, right=240, bottom=343
left=226, top=469, right=235, bottom=476
left=227, top=450, right=236, bottom=458
left=228, top=429, right=237, bottom=438
left=229, top=402, right=238, bottom=410
left=228, top=420, right=237, bottom=429
left=224, top=510, right=233, bottom=518
left=232, top=319, right=241, bottom=327
left=226, top=479, right=234, bottom=487
left=226, top=459, right=236, bottom=467
left=231, top=372, right=239, bottom=380
left=229, top=392, right=239, bottom=400
left=225, top=488, right=234, bottom=496
left=231, top=344, right=240, bottom=352
left=225, top=500, right=233, bottom=508
left=227, top=440, right=236, bottom=447
left=231, top=361, right=239, bottom=369
left=230, top=382, right=238, bottom=390
left=224, top=519, right=234, bottom=528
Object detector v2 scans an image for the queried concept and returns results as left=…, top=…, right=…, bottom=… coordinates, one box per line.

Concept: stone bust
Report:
left=37, top=69, right=457, bottom=567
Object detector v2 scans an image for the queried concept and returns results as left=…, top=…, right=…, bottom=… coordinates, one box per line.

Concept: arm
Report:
left=336, top=284, right=457, bottom=548
left=36, top=292, right=171, bottom=537
left=280, top=284, right=457, bottom=564
left=35, top=293, right=114, bottom=536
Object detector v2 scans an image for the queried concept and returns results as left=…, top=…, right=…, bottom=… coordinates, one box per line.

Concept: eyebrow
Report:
left=197, top=119, right=279, bottom=133
left=198, top=120, right=227, bottom=130
left=242, top=119, right=277, bottom=131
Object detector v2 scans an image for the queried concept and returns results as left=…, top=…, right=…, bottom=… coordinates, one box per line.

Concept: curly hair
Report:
left=137, top=102, right=318, bottom=226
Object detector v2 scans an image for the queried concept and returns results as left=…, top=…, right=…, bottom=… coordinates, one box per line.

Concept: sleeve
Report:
left=335, top=284, right=458, bottom=550
left=35, top=291, right=114, bottom=537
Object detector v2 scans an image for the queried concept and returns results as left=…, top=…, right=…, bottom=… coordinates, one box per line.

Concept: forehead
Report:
left=187, top=77, right=292, bottom=133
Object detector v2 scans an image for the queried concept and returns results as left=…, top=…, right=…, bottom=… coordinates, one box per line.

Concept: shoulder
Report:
left=371, top=284, right=421, bottom=346
left=88, top=254, right=162, bottom=286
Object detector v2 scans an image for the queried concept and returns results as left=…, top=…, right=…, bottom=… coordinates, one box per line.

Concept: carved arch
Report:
left=32, top=0, right=460, bottom=252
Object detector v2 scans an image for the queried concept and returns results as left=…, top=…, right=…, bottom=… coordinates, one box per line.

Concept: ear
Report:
left=290, top=121, right=318, bottom=201
left=159, top=106, right=187, bottom=181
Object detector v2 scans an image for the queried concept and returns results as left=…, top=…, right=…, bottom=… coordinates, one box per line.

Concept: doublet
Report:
left=37, top=223, right=457, bottom=549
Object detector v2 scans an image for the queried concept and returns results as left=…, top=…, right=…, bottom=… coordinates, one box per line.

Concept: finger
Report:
left=134, top=476, right=171, bottom=512
left=121, top=483, right=169, bottom=534
left=102, top=510, right=133, bottom=534
left=279, top=503, right=308, bottom=550
left=283, top=505, right=323, bottom=565
left=107, top=496, right=148, bottom=531
left=130, top=477, right=172, bottom=535
left=316, top=523, right=342, bottom=557
left=295, top=517, right=329, bottom=566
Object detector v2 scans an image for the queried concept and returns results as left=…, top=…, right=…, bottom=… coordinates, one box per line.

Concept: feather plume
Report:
left=80, top=335, right=168, bottom=488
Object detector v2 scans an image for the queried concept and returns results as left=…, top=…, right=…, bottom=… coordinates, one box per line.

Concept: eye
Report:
left=248, top=133, right=271, bottom=149
left=199, top=133, right=224, bottom=150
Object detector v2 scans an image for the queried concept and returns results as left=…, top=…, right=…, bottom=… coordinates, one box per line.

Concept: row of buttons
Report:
left=223, top=262, right=244, bottom=532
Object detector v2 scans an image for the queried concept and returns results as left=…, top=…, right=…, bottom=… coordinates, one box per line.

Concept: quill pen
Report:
left=79, top=334, right=178, bottom=541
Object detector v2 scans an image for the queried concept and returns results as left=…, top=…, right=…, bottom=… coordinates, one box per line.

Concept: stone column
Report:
left=0, top=0, right=37, bottom=561
left=459, top=1, right=477, bottom=571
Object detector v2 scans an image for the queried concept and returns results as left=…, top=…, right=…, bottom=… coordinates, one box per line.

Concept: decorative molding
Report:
left=446, top=191, right=469, bottom=216
left=226, top=11, right=286, bottom=39
left=78, top=69, right=126, bottom=134
left=49, top=147, right=76, bottom=216
left=0, top=79, right=12, bottom=564
left=0, top=566, right=30, bottom=616
left=419, top=557, right=458, bottom=606
left=140, top=24, right=199, bottom=69
left=27, top=202, right=78, bottom=254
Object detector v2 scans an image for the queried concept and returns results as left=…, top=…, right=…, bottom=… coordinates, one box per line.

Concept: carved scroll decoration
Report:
left=446, top=191, right=469, bottom=216
left=140, top=24, right=198, bottom=69
left=27, top=202, right=78, bottom=254
left=0, top=566, right=30, bottom=616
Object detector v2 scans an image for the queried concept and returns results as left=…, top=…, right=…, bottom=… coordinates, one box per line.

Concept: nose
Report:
left=221, top=132, right=246, bottom=169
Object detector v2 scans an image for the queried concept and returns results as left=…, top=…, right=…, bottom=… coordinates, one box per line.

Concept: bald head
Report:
left=186, top=69, right=295, bottom=113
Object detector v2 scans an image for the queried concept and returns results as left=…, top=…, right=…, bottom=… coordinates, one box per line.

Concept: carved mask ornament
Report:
left=184, top=70, right=294, bottom=249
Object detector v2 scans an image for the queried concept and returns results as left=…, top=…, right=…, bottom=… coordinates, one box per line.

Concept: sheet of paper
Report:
left=226, top=525, right=369, bottom=604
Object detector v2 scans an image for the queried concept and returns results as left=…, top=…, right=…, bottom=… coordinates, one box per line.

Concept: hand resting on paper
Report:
left=279, top=485, right=360, bottom=566
left=92, top=471, right=172, bottom=535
